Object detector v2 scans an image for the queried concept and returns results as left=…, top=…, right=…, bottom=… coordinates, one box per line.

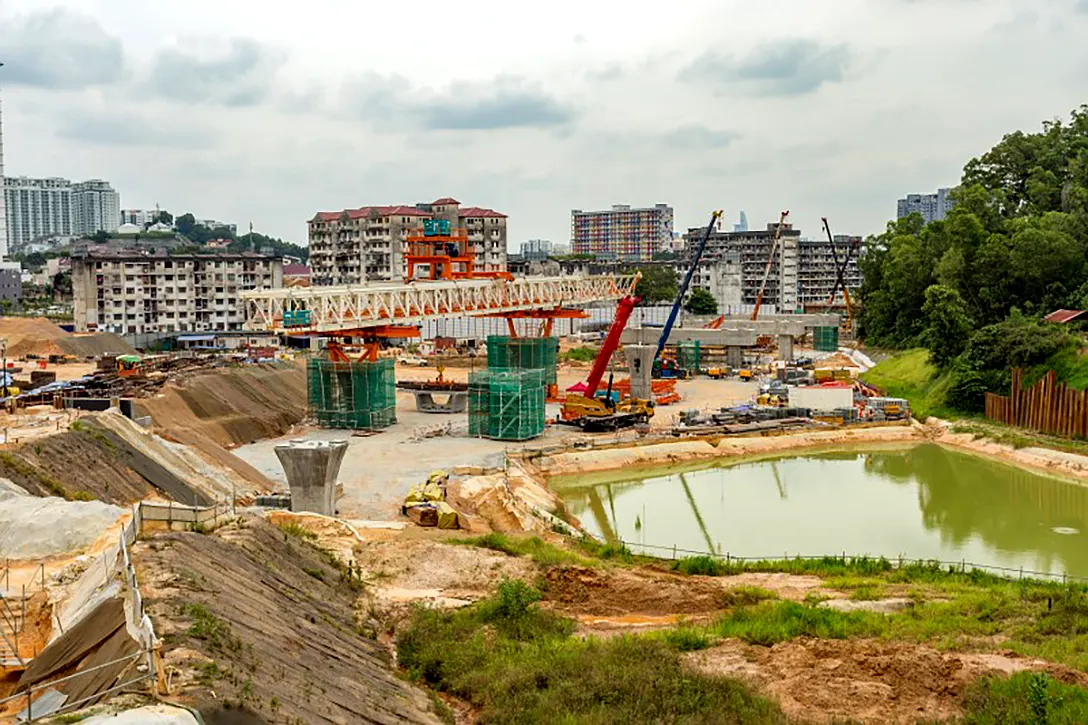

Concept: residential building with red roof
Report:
left=308, top=198, right=507, bottom=284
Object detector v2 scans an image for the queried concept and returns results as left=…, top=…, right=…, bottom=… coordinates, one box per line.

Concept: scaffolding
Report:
left=677, top=341, right=702, bottom=373
left=813, top=326, right=840, bottom=352
left=307, top=357, right=397, bottom=429
left=486, top=336, right=558, bottom=386
left=468, top=369, right=546, bottom=441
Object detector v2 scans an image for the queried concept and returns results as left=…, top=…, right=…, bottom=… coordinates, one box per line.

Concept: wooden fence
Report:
left=984, top=368, right=1088, bottom=439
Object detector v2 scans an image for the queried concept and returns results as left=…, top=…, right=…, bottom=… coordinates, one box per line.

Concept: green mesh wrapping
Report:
left=307, top=357, right=397, bottom=430
left=486, top=336, right=558, bottom=386
left=813, top=326, right=840, bottom=352
left=467, top=368, right=546, bottom=441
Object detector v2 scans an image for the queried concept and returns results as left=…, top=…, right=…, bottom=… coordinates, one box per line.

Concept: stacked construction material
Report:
left=468, top=368, right=546, bottom=441
left=677, top=340, right=701, bottom=373
left=307, top=357, right=397, bottom=429
left=813, top=326, right=840, bottom=352
left=486, top=336, right=558, bottom=387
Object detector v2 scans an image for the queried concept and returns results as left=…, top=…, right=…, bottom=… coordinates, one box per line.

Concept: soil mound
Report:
left=686, top=637, right=1088, bottom=724
left=136, top=363, right=306, bottom=448
left=543, top=566, right=729, bottom=616
left=0, top=318, right=135, bottom=358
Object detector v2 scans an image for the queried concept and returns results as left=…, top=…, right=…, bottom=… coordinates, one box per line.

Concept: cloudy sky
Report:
left=1, top=0, right=1085, bottom=247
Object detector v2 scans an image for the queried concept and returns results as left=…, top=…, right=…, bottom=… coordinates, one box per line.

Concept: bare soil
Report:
left=134, top=517, right=441, bottom=724
left=686, top=637, right=1088, bottom=725
left=543, top=566, right=733, bottom=617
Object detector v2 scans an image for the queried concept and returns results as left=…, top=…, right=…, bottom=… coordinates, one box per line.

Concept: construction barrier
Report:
left=985, top=368, right=1088, bottom=439
left=307, top=358, right=396, bottom=430
left=813, top=326, right=840, bottom=352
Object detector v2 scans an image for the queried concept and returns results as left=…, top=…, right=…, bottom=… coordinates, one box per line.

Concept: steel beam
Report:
left=242, top=275, right=637, bottom=333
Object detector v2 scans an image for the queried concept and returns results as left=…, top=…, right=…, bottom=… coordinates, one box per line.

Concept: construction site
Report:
left=3, top=217, right=1088, bottom=724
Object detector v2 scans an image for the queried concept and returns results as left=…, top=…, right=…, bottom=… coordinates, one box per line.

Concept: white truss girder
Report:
left=241, top=275, right=639, bottom=333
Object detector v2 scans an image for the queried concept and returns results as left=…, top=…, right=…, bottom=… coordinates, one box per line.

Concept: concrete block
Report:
left=623, top=344, right=656, bottom=402
left=275, top=439, right=348, bottom=515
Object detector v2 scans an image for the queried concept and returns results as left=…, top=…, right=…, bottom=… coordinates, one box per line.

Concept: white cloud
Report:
left=0, top=0, right=1085, bottom=247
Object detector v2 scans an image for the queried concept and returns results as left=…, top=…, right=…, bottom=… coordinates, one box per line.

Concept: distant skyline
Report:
left=1, top=0, right=1085, bottom=246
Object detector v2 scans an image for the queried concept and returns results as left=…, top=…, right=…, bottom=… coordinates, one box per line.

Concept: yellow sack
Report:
left=436, top=502, right=459, bottom=530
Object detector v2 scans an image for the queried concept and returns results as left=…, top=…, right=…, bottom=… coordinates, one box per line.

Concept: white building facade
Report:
left=897, top=188, right=955, bottom=224
left=71, top=250, right=282, bottom=335
left=4, top=176, right=120, bottom=250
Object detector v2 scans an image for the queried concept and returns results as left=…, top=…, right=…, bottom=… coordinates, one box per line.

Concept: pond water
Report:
left=553, top=444, right=1088, bottom=579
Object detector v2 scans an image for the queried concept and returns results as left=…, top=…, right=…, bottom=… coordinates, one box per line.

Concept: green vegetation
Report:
left=684, top=287, right=718, bottom=315
left=397, top=579, right=787, bottom=724
left=453, top=533, right=642, bottom=567
left=861, top=349, right=955, bottom=419
left=560, top=346, right=598, bottom=363
left=860, top=105, right=1088, bottom=415
left=631, top=265, right=679, bottom=304
left=183, top=603, right=243, bottom=653
left=276, top=521, right=318, bottom=540
left=714, top=601, right=882, bottom=646
left=961, top=672, right=1088, bottom=724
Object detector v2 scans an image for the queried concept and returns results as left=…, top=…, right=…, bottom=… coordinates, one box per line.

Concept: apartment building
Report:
left=682, top=222, right=863, bottom=312
left=4, top=176, right=120, bottom=250
left=308, top=197, right=507, bottom=285
left=71, top=248, right=282, bottom=335
left=570, top=204, right=674, bottom=261
left=897, top=188, right=955, bottom=224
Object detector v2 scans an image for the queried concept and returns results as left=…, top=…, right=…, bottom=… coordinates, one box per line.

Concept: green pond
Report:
left=553, top=444, right=1088, bottom=580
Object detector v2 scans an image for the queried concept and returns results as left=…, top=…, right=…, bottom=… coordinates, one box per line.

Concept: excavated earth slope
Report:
left=135, top=364, right=306, bottom=448
left=135, top=517, right=440, bottom=724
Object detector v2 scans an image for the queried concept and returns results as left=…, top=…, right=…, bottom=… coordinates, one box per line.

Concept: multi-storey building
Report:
left=0, top=87, right=7, bottom=258
left=196, top=218, right=237, bottom=234
left=4, top=176, right=120, bottom=250
left=520, top=239, right=554, bottom=261
left=308, top=197, right=507, bottom=285
left=897, top=188, right=955, bottom=224
left=71, top=248, right=282, bottom=335
left=682, top=222, right=863, bottom=312
left=570, top=204, right=674, bottom=261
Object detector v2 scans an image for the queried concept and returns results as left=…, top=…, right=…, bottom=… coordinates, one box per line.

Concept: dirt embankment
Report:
left=0, top=427, right=156, bottom=503
left=136, top=364, right=306, bottom=449
left=134, top=517, right=441, bottom=724
left=531, top=424, right=922, bottom=478
left=0, top=316, right=135, bottom=358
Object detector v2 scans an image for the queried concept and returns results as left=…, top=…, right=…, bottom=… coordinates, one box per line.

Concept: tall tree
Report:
left=684, top=287, right=718, bottom=315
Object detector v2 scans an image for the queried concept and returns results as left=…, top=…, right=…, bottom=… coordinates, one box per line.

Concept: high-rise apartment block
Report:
left=308, top=197, right=507, bottom=285
left=520, top=239, right=555, bottom=261
left=570, top=204, right=674, bottom=261
left=682, top=221, right=863, bottom=312
left=897, top=188, right=955, bottom=224
left=4, top=176, right=120, bottom=250
left=71, top=249, right=282, bottom=335
left=0, top=87, right=7, bottom=259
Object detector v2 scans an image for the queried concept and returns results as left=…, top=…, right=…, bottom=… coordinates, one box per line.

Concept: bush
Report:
left=962, top=672, right=1088, bottom=724
left=672, top=555, right=727, bottom=576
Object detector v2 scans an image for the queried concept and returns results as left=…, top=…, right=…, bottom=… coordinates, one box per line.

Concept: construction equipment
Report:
left=738, top=368, right=753, bottom=382
left=751, top=210, right=790, bottom=321
left=821, top=217, right=861, bottom=331
left=706, top=366, right=731, bottom=379
left=560, top=279, right=654, bottom=431
left=653, top=210, right=723, bottom=366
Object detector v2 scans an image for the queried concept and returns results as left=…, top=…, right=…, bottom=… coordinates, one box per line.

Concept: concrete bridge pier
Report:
left=777, top=335, right=795, bottom=361
left=624, top=345, right=656, bottom=401
left=275, top=439, right=348, bottom=515
left=726, top=346, right=745, bottom=369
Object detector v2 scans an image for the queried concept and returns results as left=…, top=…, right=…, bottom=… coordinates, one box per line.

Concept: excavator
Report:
left=559, top=277, right=655, bottom=431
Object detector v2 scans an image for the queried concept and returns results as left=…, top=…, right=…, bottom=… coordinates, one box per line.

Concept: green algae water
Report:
left=553, top=444, right=1088, bottom=579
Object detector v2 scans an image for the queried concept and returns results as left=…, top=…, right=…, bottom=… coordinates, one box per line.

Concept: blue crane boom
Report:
left=653, top=210, right=723, bottom=365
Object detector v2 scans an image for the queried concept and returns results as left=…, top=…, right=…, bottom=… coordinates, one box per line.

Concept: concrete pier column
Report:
left=776, top=335, right=794, bottom=361
left=726, top=345, right=744, bottom=369
left=275, top=439, right=348, bottom=515
left=624, top=345, right=656, bottom=402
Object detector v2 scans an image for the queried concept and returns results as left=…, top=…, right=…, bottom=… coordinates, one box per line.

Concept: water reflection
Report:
left=555, top=444, right=1088, bottom=578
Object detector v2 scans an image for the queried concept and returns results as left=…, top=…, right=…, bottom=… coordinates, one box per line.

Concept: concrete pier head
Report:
left=275, top=439, right=348, bottom=515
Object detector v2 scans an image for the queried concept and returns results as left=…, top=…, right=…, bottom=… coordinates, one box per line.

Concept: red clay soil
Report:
left=687, top=637, right=1088, bottom=725
left=542, top=566, right=732, bottom=616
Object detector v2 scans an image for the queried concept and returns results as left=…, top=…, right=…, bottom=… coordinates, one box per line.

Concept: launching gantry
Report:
left=241, top=275, right=640, bottom=333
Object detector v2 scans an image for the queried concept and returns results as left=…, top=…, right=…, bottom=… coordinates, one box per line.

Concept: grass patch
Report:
left=713, top=601, right=884, bottom=646
left=660, top=626, right=714, bottom=652
left=561, top=346, right=598, bottom=363
left=397, top=579, right=786, bottom=724
left=721, top=586, right=778, bottom=608
left=451, top=533, right=595, bottom=568
left=183, top=603, right=243, bottom=653
left=861, top=348, right=954, bottom=420
left=276, top=521, right=317, bottom=540
left=961, top=671, right=1088, bottom=724
left=303, top=567, right=325, bottom=581
left=672, top=555, right=728, bottom=576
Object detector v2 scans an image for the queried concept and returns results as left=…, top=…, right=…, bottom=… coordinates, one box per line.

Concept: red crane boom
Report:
left=584, top=293, right=641, bottom=399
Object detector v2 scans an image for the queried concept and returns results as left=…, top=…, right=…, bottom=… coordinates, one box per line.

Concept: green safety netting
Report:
left=813, top=326, right=840, bottom=352
left=307, top=357, right=397, bottom=430
left=677, top=341, right=701, bottom=373
left=468, top=368, right=546, bottom=441
left=486, top=336, right=558, bottom=386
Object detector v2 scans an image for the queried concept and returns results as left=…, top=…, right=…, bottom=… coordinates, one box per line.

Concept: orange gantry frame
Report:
left=405, top=228, right=513, bottom=282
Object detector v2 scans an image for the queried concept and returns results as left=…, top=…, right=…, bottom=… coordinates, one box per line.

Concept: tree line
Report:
left=859, top=104, right=1088, bottom=410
